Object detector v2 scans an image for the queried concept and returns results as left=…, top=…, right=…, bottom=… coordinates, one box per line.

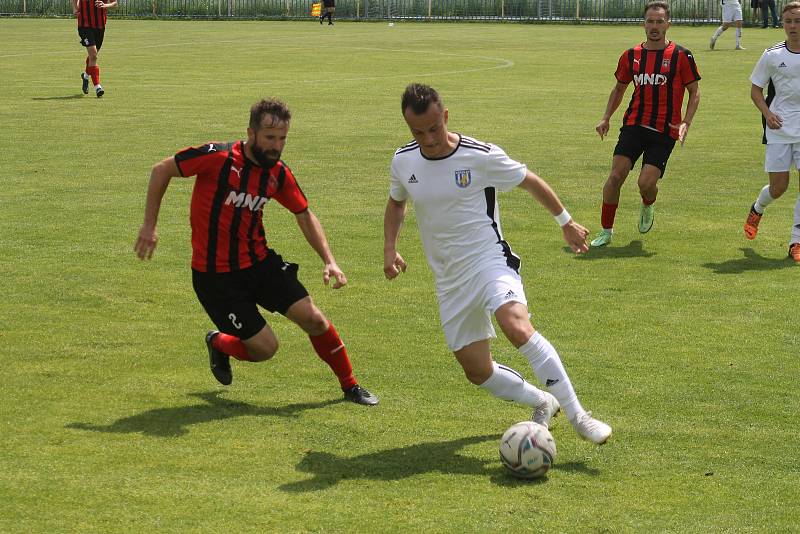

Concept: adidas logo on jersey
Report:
left=779, top=62, right=788, bottom=68
left=408, top=174, right=418, bottom=183
left=504, top=289, right=517, bottom=299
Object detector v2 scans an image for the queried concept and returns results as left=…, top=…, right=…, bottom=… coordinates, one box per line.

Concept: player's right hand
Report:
left=562, top=220, right=589, bottom=254
left=383, top=250, right=407, bottom=280
left=135, top=225, right=158, bottom=260
left=595, top=119, right=610, bottom=140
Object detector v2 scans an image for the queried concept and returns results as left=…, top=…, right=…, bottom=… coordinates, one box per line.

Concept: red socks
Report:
left=600, top=202, right=618, bottom=230
left=310, top=323, right=357, bottom=390
left=212, top=333, right=254, bottom=361
left=86, top=65, right=100, bottom=86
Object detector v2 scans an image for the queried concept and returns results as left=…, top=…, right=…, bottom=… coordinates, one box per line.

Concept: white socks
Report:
left=713, top=26, right=724, bottom=40
left=792, top=194, right=800, bottom=245
left=736, top=28, right=742, bottom=47
left=754, top=185, right=775, bottom=214
left=479, top=362, right=547, bottom=408
left=518, top=332, right=583, bottom=420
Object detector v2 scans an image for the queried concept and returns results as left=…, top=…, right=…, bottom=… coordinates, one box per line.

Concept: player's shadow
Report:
left=31, top=95, right=85, bottom=101
left=702, top=247, right=795, bottom=274
left=65, top=391, right=338, bottom=438
left=279, top=434, right=497, bottom=492
left=279, top=434, right=599, bottom=491
left=566, top=240, right=655, bottom=260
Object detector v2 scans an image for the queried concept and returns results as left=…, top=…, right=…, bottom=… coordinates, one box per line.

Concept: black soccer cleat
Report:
left=343, top=384, right=379, bottom=406
left=206, top=330, right=232, bottom=385
left=81, top=73, right=89, bottom=95
left=95, top=85, right=104, bottom=98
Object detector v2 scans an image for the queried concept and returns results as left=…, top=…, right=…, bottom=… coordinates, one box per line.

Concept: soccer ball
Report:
left=499, top=421, right=557, bottom=479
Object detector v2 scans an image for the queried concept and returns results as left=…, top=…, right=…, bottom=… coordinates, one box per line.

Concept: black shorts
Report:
left=613, top=125, right=677, bottom=177
left=323, top=0, right=335, bottom=7
left=192, top=251, right=309, bottom=340
left=78, top=27, right=105, bottom=50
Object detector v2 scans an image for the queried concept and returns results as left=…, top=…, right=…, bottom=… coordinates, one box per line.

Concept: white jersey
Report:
left=751, top=42, right=800, bottom=144
left=389, top=134, right=527, bottom=293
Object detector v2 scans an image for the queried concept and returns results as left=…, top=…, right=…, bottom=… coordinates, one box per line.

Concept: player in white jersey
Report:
left=709, top=0, right=745, bottom=50
left=743, top=1, right=800, bottom=263
left=383, top=83, right=612, bottom=444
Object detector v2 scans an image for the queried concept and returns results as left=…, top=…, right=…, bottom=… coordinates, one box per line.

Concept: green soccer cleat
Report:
left=638, top=204, right=655, bottom=234
left=590, top=229, right=613, bottom=247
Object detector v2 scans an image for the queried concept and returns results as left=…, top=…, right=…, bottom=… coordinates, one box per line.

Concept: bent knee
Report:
left=249, top=340, right=279, bottom=361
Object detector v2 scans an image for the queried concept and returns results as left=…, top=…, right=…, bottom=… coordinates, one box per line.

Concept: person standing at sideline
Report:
left=743, top=2, right=800, bottom=263
left=591, top=1, right=701, bottom=247
left=73, top=0, right=116, bottom=98
left=383, top=83, right=612, bottom=444
left=320, top=0, right=335, bottom=25
left=710, top=0, right=746, bottom=50
left=761, top=0, right=780, bottom=28
left=135, top=98, right=379, bottom=405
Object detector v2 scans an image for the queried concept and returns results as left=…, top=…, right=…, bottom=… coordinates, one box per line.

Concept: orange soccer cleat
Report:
left=744, top=205, right=762, bottom=240
left=790, top=243, right=800, bottom=263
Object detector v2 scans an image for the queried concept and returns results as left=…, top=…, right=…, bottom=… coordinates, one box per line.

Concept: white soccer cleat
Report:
left=532, top=392, right=560, bottom=429
left=571, top=411, right=612, bottom=444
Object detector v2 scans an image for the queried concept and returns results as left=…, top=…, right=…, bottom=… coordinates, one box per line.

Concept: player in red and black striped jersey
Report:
left=72, top=0, right=116, bottom=98
left=590, top=1, right=701, bottom=248
left=134, top=98, right=379, bottom=406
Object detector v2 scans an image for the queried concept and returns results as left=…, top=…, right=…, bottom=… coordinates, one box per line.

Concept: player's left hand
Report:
left=323, top=262, right=347, bottom=289
left=562, top=220, right=589, bottom=254
left=669, top=121, right=690, bottom=145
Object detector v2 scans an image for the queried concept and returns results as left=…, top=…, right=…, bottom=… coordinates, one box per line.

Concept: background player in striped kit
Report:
left=591, top=1, right=701, bottom=247
left=72, top=0, right=116, bottom=97
left=743, top=2, right=800, bottom=262
left=135, top=98, right=379, bottom=405
left=383, top=83, right=612, bottom=444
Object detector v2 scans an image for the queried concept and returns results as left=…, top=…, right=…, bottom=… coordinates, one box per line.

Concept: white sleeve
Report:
left=389, top=154, right=408, bottom=201
left=485, top=144, right=527, bottom=192
left=750, top=51, right=772, bottom=88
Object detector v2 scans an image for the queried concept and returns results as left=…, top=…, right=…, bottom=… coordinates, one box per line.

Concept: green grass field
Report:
left=1, top=18, right=799, bottom=532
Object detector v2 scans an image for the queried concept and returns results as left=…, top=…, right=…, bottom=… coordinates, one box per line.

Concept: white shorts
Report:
left=765, top=142, right=800, bottom=172
left=722, top=2, right=743, bottom=22
left=437, top=265, right=528, bottom=352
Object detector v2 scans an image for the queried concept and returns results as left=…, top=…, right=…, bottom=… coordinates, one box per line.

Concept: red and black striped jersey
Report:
left=614, top=41, right=701, bottom=140
left=76, top=0, right=108, bottom=29
left=174, top=140, right=309, bottom=273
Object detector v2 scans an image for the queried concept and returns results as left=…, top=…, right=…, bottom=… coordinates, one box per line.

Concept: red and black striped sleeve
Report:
left=271, top=163, right=309, bottom=214
left=614, top=49, right=633, bottom=84
left=174, top=143, right=229, bottom=177
left=677, top=48, right=701, bottom=86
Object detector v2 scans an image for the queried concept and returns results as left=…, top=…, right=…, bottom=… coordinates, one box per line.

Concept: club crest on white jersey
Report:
left=454, top=169, right=472, bottom=188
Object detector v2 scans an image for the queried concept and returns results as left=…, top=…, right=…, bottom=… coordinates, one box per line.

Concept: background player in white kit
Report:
left=383, top=83, right=612, bottom=444
left=710, top=0, right=745, bottom=50
left=743, top=1, right=800, bottom=263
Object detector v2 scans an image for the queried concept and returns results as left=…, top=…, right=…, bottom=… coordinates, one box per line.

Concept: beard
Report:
left=250, top=142, right=281, bottom=168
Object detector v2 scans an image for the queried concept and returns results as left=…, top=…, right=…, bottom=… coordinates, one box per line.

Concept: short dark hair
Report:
left=782, top=1, right=800, bottom=15
left=249, top=98, right=291, bottom=130
left=644, top=1, right=670, bottom=18
left=401, top=83, right=443, bottom=115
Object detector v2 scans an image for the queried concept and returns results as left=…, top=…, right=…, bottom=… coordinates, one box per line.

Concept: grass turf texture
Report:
left=1, top=18, right=799, bottom=532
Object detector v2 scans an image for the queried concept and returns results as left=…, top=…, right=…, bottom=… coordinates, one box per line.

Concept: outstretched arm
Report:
left=517, top=170, right=589, bottom=254
left=383, top=197, right=408, bottom=279
left=134, top=157, right=180, bottom=260
left=294, top=209, right=347, bottom=289
left=596, top=81, right=628, bottom=140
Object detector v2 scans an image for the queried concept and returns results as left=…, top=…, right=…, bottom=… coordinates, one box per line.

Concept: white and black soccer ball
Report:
left=499, top=421, right=557, bottom=479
